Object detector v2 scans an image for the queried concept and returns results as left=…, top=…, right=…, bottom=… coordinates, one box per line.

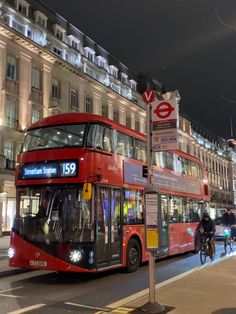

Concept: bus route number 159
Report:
left=61, top=161, right=77, bottom=177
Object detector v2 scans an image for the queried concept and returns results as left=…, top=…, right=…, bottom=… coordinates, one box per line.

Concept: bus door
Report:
left=96, top=186, right=122, bottom=268
left=159, top=195, right=169, bottom=255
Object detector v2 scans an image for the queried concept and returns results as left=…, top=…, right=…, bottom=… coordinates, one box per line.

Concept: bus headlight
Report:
left=69, top=250, right=82, bottom=263
left=8, top=247, right=15, bottom=258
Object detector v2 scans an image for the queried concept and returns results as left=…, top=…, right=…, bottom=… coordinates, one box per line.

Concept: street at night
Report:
left=0, top=242, right=235, bottom=313
left=1, top=0, right=236, bottom=313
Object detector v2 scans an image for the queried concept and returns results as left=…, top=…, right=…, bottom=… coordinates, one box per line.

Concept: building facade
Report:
left=0, top=0, right=147, bottom=235
left=0, top=0, right=235, bottom=235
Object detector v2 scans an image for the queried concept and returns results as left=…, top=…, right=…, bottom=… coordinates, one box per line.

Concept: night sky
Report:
left=43, top=0, right=236, bottom=139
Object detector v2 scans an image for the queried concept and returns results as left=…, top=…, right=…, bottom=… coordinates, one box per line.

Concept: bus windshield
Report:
left=14, top=187, right=93, bottom=243
left=22, top=124, right=87, bottom=152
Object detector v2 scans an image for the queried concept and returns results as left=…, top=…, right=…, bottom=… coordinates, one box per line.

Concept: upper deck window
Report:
left=22, top=124, right=86, bottom=152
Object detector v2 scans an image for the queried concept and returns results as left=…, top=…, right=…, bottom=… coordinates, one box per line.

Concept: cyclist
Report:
left=222, top=208, right=235, bottom=251
left=196, top=212, right=216, bottom=257
left=222, top=208, right=235, bottom=227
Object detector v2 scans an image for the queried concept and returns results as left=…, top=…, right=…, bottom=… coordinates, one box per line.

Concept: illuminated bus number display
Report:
left=60, top=162, right=77, bottom=177
left=21, top=160, right=78, bottom=179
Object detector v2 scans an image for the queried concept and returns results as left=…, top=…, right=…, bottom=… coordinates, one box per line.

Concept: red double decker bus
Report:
left=9, top=113, right=210, bottom=273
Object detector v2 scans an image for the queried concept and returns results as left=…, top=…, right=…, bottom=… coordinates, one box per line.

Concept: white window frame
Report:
left=121, top=73, right=128, bottom=84
left=109, top=65, right=118, bottom=78
left=34, top=11, right=48, bottom=28
left=84, top=47, right=95, bottom=62
left=68, top=35, right=80, bottom=51
left=97, top=56, right=107, bottom=69
left=53, top=24, right=66, bottom=41
left=15, top=0, right=29, bottom=17
left=129, top=79, right=137, bottom=91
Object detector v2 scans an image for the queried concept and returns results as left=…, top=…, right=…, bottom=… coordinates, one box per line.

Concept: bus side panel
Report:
left=168, top=223, right=197, bottom=255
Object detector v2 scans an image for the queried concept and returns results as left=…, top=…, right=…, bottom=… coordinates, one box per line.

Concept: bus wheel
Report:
left=126, top=239, right=141, bottom=273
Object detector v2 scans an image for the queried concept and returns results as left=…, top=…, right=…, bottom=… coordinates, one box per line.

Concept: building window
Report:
left=34, top=11, right=47, bottom=28
left=4, top=140, right=14, bottom=162
left=109, top=65, right=118, bottom=78
left=121, top=73, right=128, bottom=84
left=6, top=99, right=16, bottom=128
left=97, top=56, right=107, bottom=69
left=51, top=78, right=60, bottom=99
left=6, top=55, right=17, bottom=80
left=84, top=47, right=95, bottom=62
left=102, top=103, right=108, bottom=118
left=53, top=47, right=63, bottom=57
left=70, top=89, right=78, bottom=108
left=16, top=0, right=29, bottom=16
left=129, top=80, right=137, bottom=91
left=32, top=68, right=41, bottom=90
left=12, top=19, right=25, bottom=34
left=126, top=115, right=131, bottom=128
left=135, top=119, right=139, bottom=132
left=85, top=95, right=93, bottom=113
left=113, top=108, right=119, bottom=123
left=31, top=107, right=41, bottom=124
left=53, top=24, right=65, bottom=41
left=71, top=40, right=78, bottom=50
left=56, top=29, right=63, bottom=40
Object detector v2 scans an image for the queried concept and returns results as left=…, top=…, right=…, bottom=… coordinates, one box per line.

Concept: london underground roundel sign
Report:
left=154, top=102, right=174, bottom=119
left=152, top=99, right=177, bottom=123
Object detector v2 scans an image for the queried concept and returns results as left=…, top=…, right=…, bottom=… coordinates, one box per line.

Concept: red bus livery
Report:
left=9, top=113, right=210, bottom=273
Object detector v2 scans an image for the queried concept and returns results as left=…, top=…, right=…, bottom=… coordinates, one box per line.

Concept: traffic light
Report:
left=142, top=165, right=148, bottom=178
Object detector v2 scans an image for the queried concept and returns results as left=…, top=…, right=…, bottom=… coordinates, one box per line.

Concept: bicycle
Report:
left=223, top=227, right=234, bottom=253
left=199, top=233, right=216, bottom=265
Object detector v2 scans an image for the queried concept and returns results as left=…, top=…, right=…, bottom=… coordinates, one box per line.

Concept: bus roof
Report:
left=28, top=112, right=146, bottom=142
left=28, top=113, right=203, bottom=166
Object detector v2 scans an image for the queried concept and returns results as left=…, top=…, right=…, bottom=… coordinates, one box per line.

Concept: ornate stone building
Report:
left=0, top=0, right=147, bottom=235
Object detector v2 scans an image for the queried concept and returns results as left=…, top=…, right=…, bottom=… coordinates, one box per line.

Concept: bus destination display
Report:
left=21, top=160, right=78, bottom=179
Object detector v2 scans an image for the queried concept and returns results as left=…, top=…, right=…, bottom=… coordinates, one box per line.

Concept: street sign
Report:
left=142, top=90, right=155, bottom=104
left=144, top=190, right=159, bottom=251
left=152, top=98, right=179, bottom=151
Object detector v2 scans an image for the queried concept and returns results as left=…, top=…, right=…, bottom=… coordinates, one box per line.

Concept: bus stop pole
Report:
left=147, top=103, right=155, bottom=304
left=138, top=99, right=165, bottom=313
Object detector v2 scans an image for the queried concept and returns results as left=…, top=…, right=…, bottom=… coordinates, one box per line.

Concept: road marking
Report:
left=0, top=286, right=24, bottom=294
left=7, top=304, right=46, bottom=314
left=0, top=286, right=25, bottom=298
left=65, top=302, right=110, bottom=312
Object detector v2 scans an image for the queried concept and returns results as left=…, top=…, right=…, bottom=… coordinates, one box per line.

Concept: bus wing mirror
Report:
left=82, top=183, right=92, bottom=200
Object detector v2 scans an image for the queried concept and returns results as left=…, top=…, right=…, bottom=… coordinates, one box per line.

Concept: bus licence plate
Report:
left=29, top=260, right=47, bottom=267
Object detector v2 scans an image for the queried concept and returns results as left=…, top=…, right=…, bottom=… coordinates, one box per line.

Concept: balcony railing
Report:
left=49, top=97, right=62, bottom=111
left=30, top=88, right=43, bottom=104
left=6, top=116, right=19, bottom=129
left=4, top=78, right=19, bottom=95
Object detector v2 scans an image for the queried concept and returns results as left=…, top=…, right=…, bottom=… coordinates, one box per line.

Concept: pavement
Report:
left=1, top=236, right=236, bottom=313
left=99, top=254, right=236, bottom=314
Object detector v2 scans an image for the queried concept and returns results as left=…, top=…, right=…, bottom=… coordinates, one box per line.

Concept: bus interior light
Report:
left=69, top=250, right=82, bottom=263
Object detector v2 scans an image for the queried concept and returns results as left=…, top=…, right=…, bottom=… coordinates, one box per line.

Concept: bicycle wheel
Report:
left=200, top=247, right=206, bottom=264
left=224, top=238, right=228, bottom=253
left=210, top=242, right=215, bottom=261
left=229, top=238, right=234, bottom=253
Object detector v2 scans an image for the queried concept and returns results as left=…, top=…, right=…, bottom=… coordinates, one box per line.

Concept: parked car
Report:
left=214, top=216, right=236, bottom=240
